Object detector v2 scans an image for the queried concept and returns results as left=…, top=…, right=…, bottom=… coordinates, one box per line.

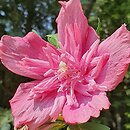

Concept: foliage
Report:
left=88, top=0, right=130, bottom=39
left=0, top=0, right=59, bottom=37
left=38, top=121, right=67, bottom=130
left=68, top=122, right=110, bottom=130
left=0, top=0, right=130, bottom=130
left=46, top=34, right=59, bottom=48
left=0, top=108, right=13, bottom=130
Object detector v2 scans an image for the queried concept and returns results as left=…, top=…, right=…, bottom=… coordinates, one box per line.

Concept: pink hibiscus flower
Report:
left=0, top=0, right=130, bottom=129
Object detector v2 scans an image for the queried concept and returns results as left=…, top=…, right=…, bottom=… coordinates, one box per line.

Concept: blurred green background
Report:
left=0, top=0, right=130, bottom=130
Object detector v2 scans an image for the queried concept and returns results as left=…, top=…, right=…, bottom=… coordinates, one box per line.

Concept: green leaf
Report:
left=0, top=108, right=13, bottom=129
left=81, top=0, right=87, bottom=4
left=69, top=122, right=110, bottom=130
left=67, top=127, right=71, bottom=130
left=32, top=29, right=39, bottom=35
left=46, top=34, right=59, bottom=48
left=38, top=121, right=67, bottom=130
left=96, top=18, right=102, bottom=35
left=126, top=89, right=130, bottom=96
left=1, top=123, right=11, bottom=130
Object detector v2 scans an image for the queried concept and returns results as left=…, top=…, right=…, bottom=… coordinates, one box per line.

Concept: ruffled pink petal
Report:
left=50, top=92, right=66, bottom=121
left=56, top=0, right=99, bottom=58
left=10, top=80, right=65, bottom=130
left=0, top=32, right=59, bottom=79
left=88, top=92, right=110, bottom=117
left=89, top=53, right=109, bottom=79
left=62, top=92, right=110, bottom=124
left=62, top=92, right=91, bottom=124
left=97, top=25, right=130, bottom=91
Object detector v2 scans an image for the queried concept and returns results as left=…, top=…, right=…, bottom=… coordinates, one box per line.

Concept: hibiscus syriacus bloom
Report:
left=0, top=0, right=130, bottom=129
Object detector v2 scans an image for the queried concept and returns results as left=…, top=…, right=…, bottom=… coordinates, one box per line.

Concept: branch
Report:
left=83, top=0, right=96, bottom=18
